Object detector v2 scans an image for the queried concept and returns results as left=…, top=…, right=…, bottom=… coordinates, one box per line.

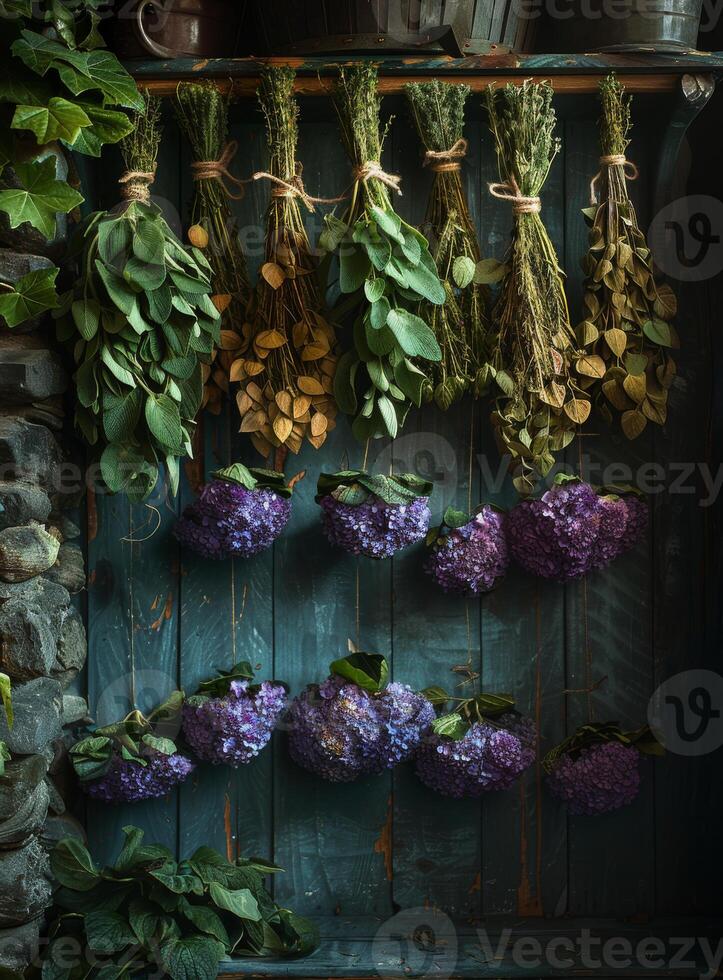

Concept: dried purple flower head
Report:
left=174, top=463, right=292, bottom=560
left=425, top=505, right=509, bottom=596
left=316, top=471, right=432, bottom=559
left=507, top=477, right=647, bottom=581
left=415, top=713, right=536, bottom=799
left=84, top=749, right=194, bottom=804
left=287, top=649, right=434, bottom=781
left=183, top=679, right=287, bottom=767
left=546, top=741, right=641, bottom=816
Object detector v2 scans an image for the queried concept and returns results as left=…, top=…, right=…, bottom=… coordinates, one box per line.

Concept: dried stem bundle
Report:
left=174, top=81, right=251, bottom=415
left=486, top=81, right=587, bottom=495
left=235, top=67, right=338, bottom=458
left=405, top=80, right=494, bottom=410
left=576, top=74, right=678, bottom=440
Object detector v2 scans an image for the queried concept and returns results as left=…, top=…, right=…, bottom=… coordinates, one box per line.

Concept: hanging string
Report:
left=352, top=161, right=403, bottom=195
left=118, top=169, right=155, bottom=203
left=251, top=162, right=348, bottom=213
left=424, top=137, right=468, bottom=174
left=120, top=504, right=161, bottom=543
left=488, top=176, right=541, bottom=215
left=127, top=500, right=136, bottom=708
left=190, top=140, right=248, bottom=200
left=589, top=153, right=639, bottom=206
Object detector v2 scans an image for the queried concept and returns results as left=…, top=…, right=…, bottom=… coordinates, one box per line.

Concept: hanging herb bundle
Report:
left=174, top=81, right=251, bottom=415
left=321, top=64, right=445, bottom=441
left=55, top=95, right=219, bottom=501
left=405, top=80, right=494, bottom=409
left=235, top=67, right=338, bottom=459
left=486, top=81, right=588, bottom=496
left=577, top=74, right=679, bottom=440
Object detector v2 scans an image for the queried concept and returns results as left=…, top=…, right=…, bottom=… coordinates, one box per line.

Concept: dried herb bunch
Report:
left=323, top=65, right=445, bottom=441
left=405, top=80, right=493, bottom=409
left=174, top=81, right=251, bottom=415
left=236, top=67, right=338, bottom=458
left=55, top=94, right=219, bottom=502
left=486, top=81, right=588, bottom=496
left=577, top=74, right=678, bottom=440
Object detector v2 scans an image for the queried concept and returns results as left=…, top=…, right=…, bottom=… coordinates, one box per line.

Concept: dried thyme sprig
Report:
left=405, top=80, right=494, bottom=410
left=321, top=64, right=445, bottom=442
left=486, top=81, right=588, bottom=496
left=235, top=66, right=338, bottom=459
left=576, top=74, right=679, bottom=440
left=174, top=81, right=250, bottom=415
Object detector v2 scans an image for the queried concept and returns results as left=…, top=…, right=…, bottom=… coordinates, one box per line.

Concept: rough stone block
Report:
left=40, top=812, right=86, bottom=854
left=0, top=522, right=60, bottom=583
left=0, top=779, right=49, bottom=850
left=0, top=756, right=47, bottom=820
left=55, top=606, right=87, bottom=685
left=0, top=597, right=58, bottom=680
left=0, top=349, right=67, bottom=404
left=0, top=919, right=40, bottom=973
left=0, top=481, right=52, bottom=530
left=61, top=694, right=89, bottom=727
left=44, top=542, right=85, bottom=594
left=0, top=677, right=62, bottom=756
left=0, top=840, right=53, bottom=927
left=0, top=419, right=62, bottom=491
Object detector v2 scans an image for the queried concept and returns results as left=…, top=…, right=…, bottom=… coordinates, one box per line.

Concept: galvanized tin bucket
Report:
left=252, top=0, right=538, bottom=56
left=555, top=0, right=703, bottom=51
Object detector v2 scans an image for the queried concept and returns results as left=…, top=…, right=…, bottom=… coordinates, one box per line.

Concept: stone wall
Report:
left=0, top=231, right=88, bottom=972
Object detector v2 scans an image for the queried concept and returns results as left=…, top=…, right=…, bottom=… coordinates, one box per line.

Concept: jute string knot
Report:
left=352, top=160, right=403, bottom=195
left=252, top=162, right=347, bottom=213
left=118, top=170, right=155, bottom=203
left=589, top=153, right=639, bottom=205
left=488, top=177, right=541, bottom=215
left=191, top=140, right=247, bottom=200
left=424, top=137, right=468, bottom=173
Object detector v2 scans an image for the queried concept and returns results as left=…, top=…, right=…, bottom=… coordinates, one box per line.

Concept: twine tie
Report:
left=424, top=137, right=468, bottom=173
left=118, top=169, right=155, bottom=203
left=191, top=140, right=248, bottom=200
left=352, top=160, right=403, bottom=195
left=488, top=177, right=541, bottom=215
left=589, top=153, right=639, bottom=205
left=252, top=163, right=347, bottom=213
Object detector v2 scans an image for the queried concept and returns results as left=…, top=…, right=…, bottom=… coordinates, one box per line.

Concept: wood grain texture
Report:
left=81, top=89, right=718, bottom=930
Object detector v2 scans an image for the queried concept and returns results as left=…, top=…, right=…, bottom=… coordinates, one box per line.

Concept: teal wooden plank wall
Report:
left=82, top=93, right=720, bottom=919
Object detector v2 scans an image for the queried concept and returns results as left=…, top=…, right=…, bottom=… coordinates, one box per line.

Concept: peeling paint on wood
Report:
left=373, top=799, right=393, bottom=882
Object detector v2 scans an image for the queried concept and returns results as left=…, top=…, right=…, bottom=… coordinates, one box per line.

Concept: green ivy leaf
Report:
left=159, top=936, right=227, bottom=980
left=145, top=392, right=182, bottom=452
left=51, top=838, right=101, bottom=892
left=0, top=156, right=83, bottom=238
left=208, top=882, right=261, bottom=922
left=329, top=651, right=389, bottom=694
left=11, top=96, right=91, bottom=145
left=66, top=101, right=135, bottom=157
left=386, top=308, right=441, bottom=361
left=452, top=255, right=476, bottom=288
left=0, top=267, right=58, bottom=327
left=0, top=672, right=12, bottom=727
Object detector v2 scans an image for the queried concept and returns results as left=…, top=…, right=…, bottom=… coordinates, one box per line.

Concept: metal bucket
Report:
left=553, top=0, right=703, bottom=51
left=252, top=0, right=538, bottom=56
left=112, top=0, right=245, bottom=59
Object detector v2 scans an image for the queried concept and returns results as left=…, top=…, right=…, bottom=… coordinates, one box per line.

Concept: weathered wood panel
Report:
left=82, top=92, right=719, bottom=925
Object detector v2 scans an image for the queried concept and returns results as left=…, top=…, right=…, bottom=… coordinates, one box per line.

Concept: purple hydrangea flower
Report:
left=182, top=680, right=287, bottom=767
left=415, top=714, right=536, bottom=798
left=319, top=495, right=430, bottom=559
left=84, top=749, right=194, bottom=804
left=546, top=741, right=641, bottom=816
left=287, top=676, right=434, bottom=782
left=425, top=506, right=509, bottom=596
left=175, top=480, right=291, bottom=560
left=507, top=481, right=647, bottom=581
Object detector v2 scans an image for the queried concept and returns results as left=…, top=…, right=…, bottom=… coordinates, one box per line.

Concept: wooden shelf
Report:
left=128, top=51, right=723, bottom=96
